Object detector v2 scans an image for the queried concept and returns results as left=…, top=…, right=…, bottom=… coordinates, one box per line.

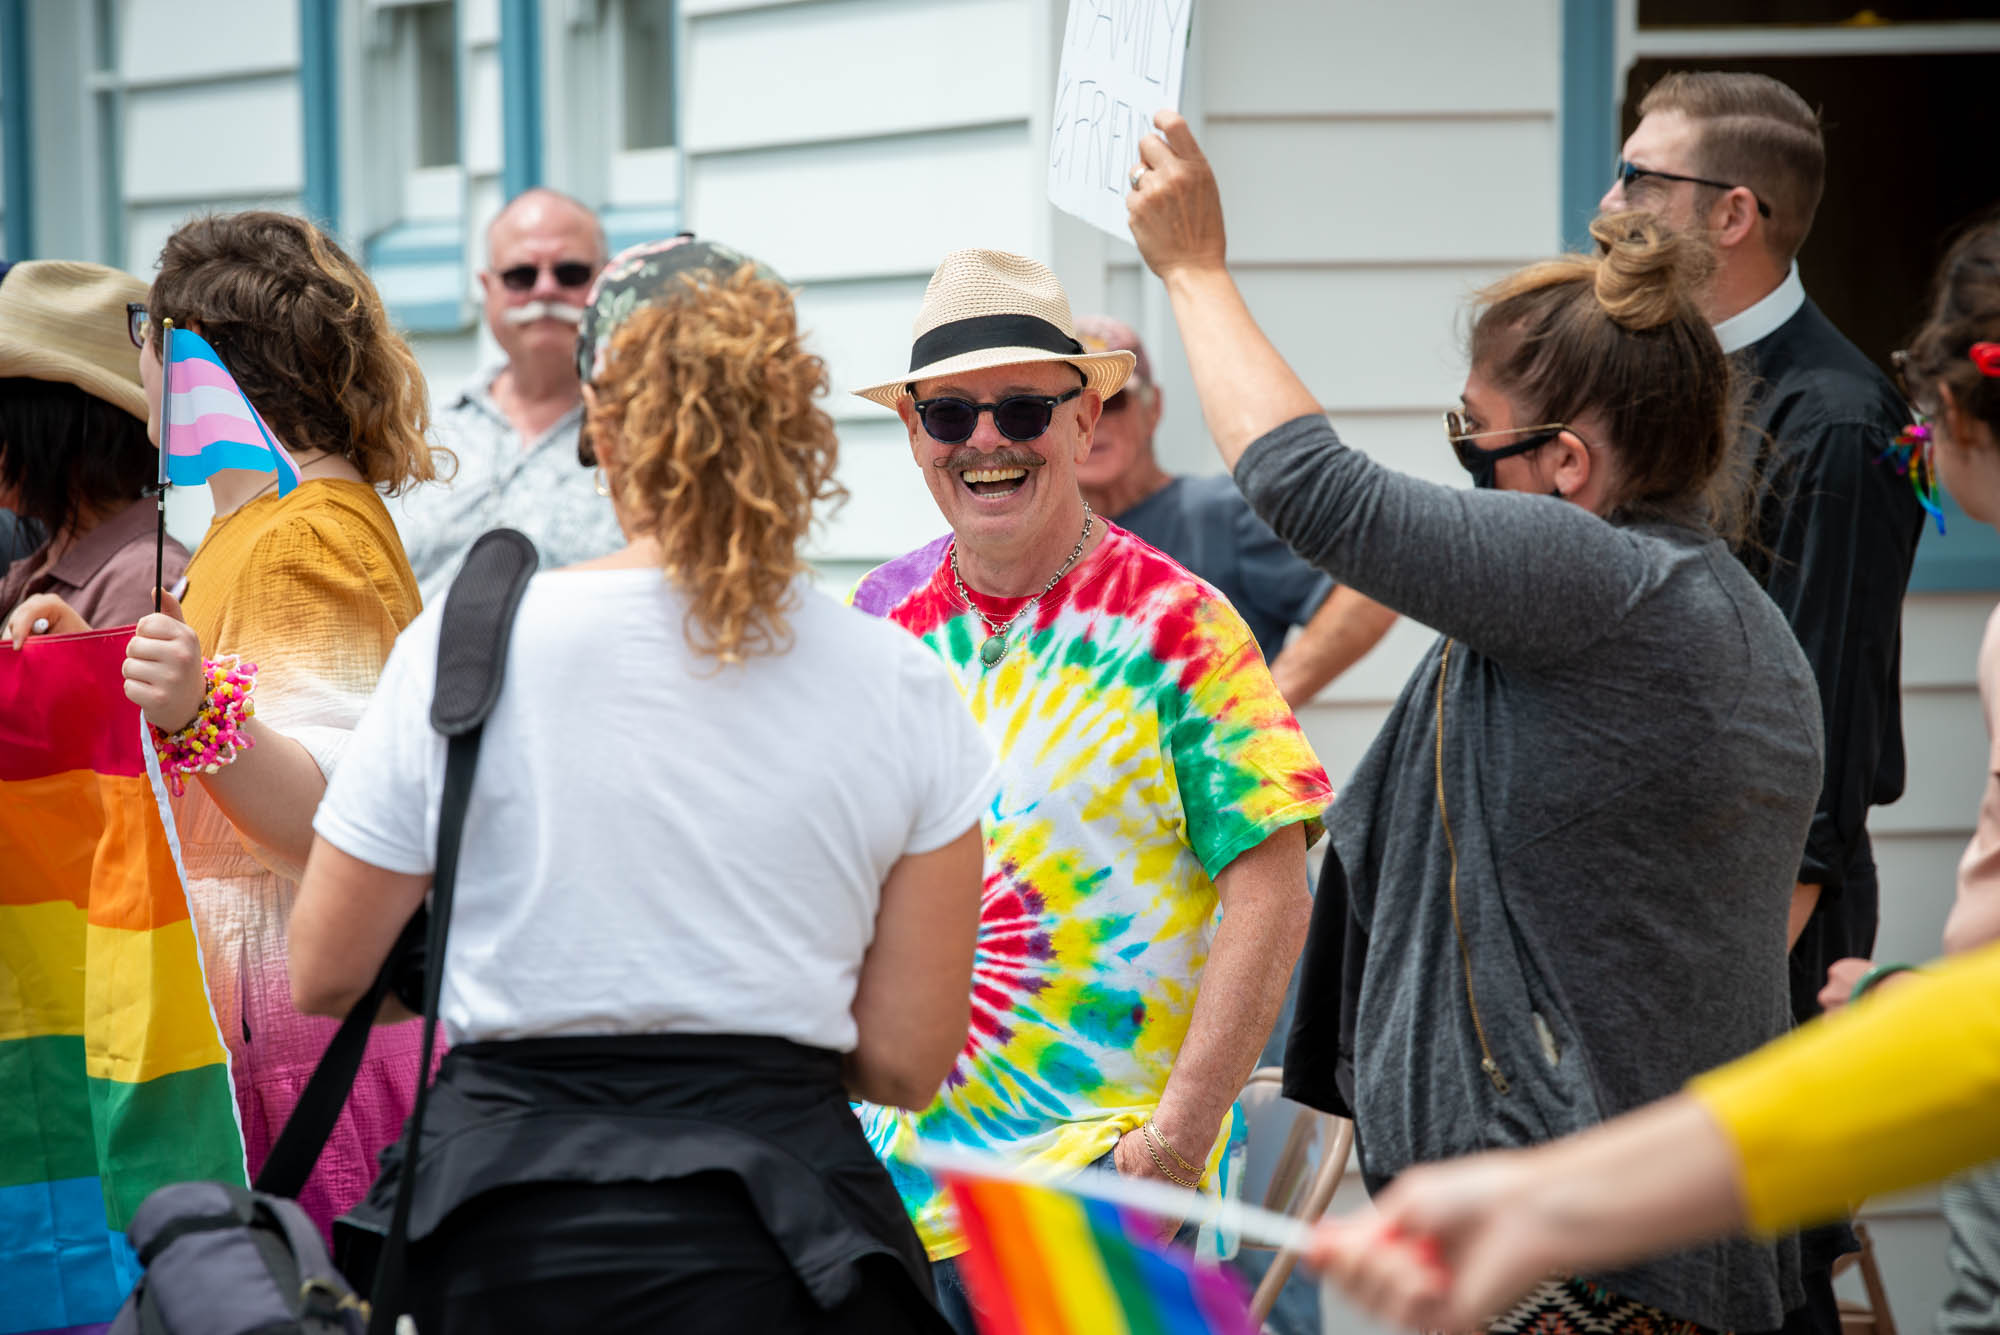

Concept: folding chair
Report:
left=1831, top=1221, right=1898, bottom=1335
left=1233, top=1066, right=1354, bottom=1326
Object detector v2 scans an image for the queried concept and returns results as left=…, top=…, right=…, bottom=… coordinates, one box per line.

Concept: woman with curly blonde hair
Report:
left=8, top=210, right=442, bottom=1238
left=291, top=237, right=994, bottom=1333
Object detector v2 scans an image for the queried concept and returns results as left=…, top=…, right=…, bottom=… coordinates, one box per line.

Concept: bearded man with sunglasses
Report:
left=394, top=187, right=621, bottom=604
left=1603, top=70, right=1925, bottom=1335
left=847, top=249, right=1330, bottom=1335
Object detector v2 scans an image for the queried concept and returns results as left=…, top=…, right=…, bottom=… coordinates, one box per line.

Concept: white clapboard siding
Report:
left=682, top=0, right=1032, bottom=154
left=121, top=78, right=305, bottom=205
left=119, top=0, right=299, bottom=86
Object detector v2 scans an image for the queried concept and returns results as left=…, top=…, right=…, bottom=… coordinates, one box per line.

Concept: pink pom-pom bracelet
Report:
left=151, top=655, right=258, bottom=797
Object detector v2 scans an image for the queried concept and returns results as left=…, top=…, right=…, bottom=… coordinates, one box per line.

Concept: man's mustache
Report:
left=931, top=447, right=1047, bottom=471
left=504, top=300, right=586, bottom=327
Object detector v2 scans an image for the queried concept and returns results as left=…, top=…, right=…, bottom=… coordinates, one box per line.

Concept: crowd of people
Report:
left=2, top=63, right=1997, bottom=1335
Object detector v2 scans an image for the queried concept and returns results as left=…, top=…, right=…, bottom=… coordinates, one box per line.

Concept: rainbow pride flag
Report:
left=0, top=629, right=246, bottom=1335
left=942, top=1172, right=1257, bottom=1335
left=161, top=325, right=300, bottom=494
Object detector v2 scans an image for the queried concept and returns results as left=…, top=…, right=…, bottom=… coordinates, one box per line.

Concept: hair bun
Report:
left=1587, top=211, right=1714, bottom=332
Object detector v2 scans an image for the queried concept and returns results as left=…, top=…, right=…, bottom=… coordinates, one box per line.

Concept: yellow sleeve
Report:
left=1687, top=939, right=2000, bottom=1237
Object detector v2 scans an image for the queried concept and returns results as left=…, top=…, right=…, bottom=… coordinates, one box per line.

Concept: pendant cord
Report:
left=950, top=504, right=1094, bottom=665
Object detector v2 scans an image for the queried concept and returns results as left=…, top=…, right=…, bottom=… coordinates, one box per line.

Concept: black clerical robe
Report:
left=1735, top=297, right=1925, bottom=1025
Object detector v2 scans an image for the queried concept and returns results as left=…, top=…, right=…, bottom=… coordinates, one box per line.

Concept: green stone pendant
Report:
left=978, top=633, right=1007, bottom=667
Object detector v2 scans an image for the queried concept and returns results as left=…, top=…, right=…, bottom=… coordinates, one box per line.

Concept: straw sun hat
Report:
left=0, top=260, right=149, bottom=420
left=851, top=249, right=1134, bottom=409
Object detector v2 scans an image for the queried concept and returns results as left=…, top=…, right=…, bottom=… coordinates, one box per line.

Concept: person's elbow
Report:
left=289, top=946, right=366, bottom=1018
left=847, top=998, right=968, bottom=1111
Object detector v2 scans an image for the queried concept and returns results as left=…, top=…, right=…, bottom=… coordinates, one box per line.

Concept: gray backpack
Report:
left=105, top=530, right=538, bottom=1335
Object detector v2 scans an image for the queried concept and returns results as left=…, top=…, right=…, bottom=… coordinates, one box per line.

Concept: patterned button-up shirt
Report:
left=393, top=363, right=626, bottom=606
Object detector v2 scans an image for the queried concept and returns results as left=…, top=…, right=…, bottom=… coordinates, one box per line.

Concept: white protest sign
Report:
left=1047, top=0, right=1195, bottom=246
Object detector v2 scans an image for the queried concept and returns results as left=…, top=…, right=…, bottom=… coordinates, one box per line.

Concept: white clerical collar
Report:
left=1713, top=263, right=1805, bottom=355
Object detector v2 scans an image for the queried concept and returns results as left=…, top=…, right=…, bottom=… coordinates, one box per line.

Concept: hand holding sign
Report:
left=1048, top=0, right=1195, bottom=244
left=1126, top=110, right=1226, bottom=280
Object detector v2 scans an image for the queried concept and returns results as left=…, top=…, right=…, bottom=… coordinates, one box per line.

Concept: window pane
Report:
left=414, top=1, right=459, bottom=168
left=621, top=0, right=674, bottom=151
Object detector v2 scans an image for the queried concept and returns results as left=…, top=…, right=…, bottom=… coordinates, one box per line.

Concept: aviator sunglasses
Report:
left=1444, top=410, right=1571, bottom=487
left=913, top=387, right=1083, bottom=444
left=496, top=260, right=597, bottom=292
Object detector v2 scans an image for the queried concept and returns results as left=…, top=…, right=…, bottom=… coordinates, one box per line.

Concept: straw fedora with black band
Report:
left=0, top=260, right=149, bottom=421
left=852, top=250, right=1134, bottom=410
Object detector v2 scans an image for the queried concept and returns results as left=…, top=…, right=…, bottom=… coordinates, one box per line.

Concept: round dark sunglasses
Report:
left=913, top=387, right=1082, bottom=444
left=496, top=260, right=597, bottom=292
left=1614, top=159, right=1771, bottom=220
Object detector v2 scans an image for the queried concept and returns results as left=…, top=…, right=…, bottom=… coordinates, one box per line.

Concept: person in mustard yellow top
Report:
left=1300, top=215, right=2000, bottom=1332
left=7, top=211, right=443, bottom=1238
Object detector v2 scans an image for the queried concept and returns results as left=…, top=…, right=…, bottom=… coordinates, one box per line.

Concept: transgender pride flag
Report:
left=160, top=325, right=301, bottom=494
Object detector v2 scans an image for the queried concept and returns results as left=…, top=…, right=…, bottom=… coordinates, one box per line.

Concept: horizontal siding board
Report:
left=1871, top=831, right=1974, bottom=965
left=1203, top=0, right=1559, bottom=117
left=811, top=419, right=948, bottom=562
left=119, top=0, right=298, bottom=86
left=1235, top=266, right=1505, bottom=410
left=686, top=125, right=1035, bottom=282
left=122, top=78, right=304, bottom=202
left=1874, top=687, right=1987, bottom=836
left=1209, top=117, right=1560, bottom=265
left=684, top=0, right=1032, bottom=153
left=793, top=276, right=931, bottom=416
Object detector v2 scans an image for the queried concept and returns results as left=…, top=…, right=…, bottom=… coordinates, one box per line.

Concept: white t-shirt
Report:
left=313, top=569, right=998, bottom=1051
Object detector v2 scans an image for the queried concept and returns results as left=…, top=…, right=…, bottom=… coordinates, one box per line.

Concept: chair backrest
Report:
left=1237, top=1066, right=1330, bottom=1215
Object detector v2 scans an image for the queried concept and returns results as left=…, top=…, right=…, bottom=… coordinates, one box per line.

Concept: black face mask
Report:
left=1451, top=427, right=1565, bottom=491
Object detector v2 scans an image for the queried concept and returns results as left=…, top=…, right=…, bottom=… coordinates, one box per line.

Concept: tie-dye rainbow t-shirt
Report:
left=850, top=521, right=1332, bottom=1260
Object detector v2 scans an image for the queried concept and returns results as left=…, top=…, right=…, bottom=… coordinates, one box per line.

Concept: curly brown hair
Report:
left=149, top=211, right=442, bottom=493
left=589, top=264, right=844, bottom=662
left=1905, top=211, right=2000, bottom=438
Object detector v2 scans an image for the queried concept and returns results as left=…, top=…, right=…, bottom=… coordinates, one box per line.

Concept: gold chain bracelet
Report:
left=1146, top=1118, right=1205, bottom=1179
left=1140, top=1121, right=1200, bottom=1188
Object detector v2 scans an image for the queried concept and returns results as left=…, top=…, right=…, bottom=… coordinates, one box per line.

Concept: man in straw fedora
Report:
left=848, top=248, right=1331, bottom=1330
left=0, top=260, right=189, bottom=632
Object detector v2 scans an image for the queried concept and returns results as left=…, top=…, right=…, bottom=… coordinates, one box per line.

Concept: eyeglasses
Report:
left=495, top=261, right=597, bottom=292
left=127, top=303, right=150, bottom=350
left=1614, top=159, right=1772, bottom=220
left=913, top=388, right=1083, bottom=444
left=1444, top=410, right=1571, bottom=487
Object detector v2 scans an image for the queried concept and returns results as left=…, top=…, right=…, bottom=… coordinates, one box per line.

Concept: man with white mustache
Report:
left=394, top=187, right=620, bottom=603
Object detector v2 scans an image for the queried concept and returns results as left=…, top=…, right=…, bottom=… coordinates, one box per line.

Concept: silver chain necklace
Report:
left=950, top=504, right=1094, bottom=668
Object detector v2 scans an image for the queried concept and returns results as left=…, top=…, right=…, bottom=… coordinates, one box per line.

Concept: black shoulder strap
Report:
left=252, top=530, right=537, bottom=1207
left=365, top=529, right=537, bottom=1334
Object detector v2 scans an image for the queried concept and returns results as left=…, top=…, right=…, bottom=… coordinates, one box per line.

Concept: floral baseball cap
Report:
left=573, top=233, right=783, bottom=385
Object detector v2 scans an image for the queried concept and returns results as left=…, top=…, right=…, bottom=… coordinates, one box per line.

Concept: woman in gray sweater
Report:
left=1126, top=114, right=1820, bottom=1333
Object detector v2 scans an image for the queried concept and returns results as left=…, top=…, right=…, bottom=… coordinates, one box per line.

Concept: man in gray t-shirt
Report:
left=1074, top=317, right=1394, bottom=706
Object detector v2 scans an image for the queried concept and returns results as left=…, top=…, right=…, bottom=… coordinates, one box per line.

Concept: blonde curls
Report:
left=590, top=264, right=845, bottom=663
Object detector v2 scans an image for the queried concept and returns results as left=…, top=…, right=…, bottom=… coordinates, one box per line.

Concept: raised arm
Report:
left=1127, top=114, right=1647, bottom=667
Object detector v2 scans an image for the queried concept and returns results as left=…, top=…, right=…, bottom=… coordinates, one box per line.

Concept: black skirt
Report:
left=338, top=1033, right=949, bottom=1334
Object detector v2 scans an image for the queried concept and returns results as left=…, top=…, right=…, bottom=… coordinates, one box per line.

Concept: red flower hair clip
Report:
left=1972, top=342, right=2000, bottom=377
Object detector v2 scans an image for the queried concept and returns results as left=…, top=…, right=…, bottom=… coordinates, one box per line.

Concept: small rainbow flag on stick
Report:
left=934, top=1152, right=1286, bottom=1335
left=160, top=322, right=301, bottom=494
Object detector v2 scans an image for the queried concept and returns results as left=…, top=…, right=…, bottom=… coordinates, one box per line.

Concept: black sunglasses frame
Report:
left=127, top=302, right=150, bottom=350
left=913, top=387, right=1084, bottom=444
left=1443, top=411, right=1569, bottom=477
left=496, top=261, right=598, bottom=292
left=1615, top=159, right=1772, bottom=219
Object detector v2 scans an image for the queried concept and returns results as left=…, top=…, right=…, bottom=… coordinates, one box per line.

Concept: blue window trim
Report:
left=299, top=0, right=340, bottom=231
left=1559, top=0, right=1614, bottom=255
left=499, top=0, right=541, bottom=199
left=0, top=0, right=32, bottom=259
left=1557, top=0, right=1993, bottom=592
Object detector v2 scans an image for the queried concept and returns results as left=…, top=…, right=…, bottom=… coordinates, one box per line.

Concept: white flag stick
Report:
left=910, top=1144, right=1320, bottom=1254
